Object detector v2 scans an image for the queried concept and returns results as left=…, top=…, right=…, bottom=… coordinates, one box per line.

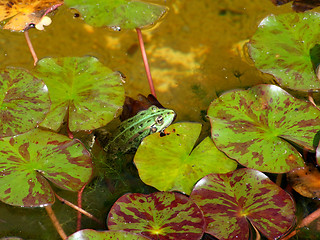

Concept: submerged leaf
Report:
left=0, top=128, right=92, bottom=207
left=0, top=68, right=50, bottom=137
left=287, top=165, right=320, bottom=198
left=33, top=56, right=125, bottom=132
left=64, top=0, right=168, bottom=30
left=208, top=84, right=320, bottom=173
left=134, top=122, right=237, bottom=194
left=191, top=168, right=296, bottom=240
left=0, top=0, right=63, bottom=31
left=248, top=12, right=320, bottom=91
left=107, top=191, right=205, bottom=240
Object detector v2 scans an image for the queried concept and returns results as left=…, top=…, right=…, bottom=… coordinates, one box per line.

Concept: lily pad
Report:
left=64, top=0, right=168, bottom=30
left=248, top=12, right=320, bottom=91
left=208, top=84, right=320, bottom=173
left=0, top=0, right=63, bottom=31
left=134, top=122, right=237, bottom=194
left=107, top=191, right=205, bottom=240
left=0, top=68, right=50, bottom=137
left=0, top=128, right=92, bottom=207
left=190, top=168, right=296, bottom=240
left=67, top=229, right=152, bottom=240
left=33, top=56, right=125, bottom=132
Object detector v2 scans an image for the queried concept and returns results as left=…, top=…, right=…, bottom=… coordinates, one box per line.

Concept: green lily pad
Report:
left=33, top=56, right=125, bottom=132
left=134, top=122, right=237, bottom=194
left=208, top=84, right=320, bottom=173
left=107, top=191, right=205, bottom=240
left=0, top=128, right=92, bottom=207
left=190, top=168, right=295, bottom=240
left=67, top=229, right=152, bottom=240
left=0, top=68, right=50, bottom=137
left=64, top=0, right=168, bottom=30
left=248, top=12, right=320, bottom=91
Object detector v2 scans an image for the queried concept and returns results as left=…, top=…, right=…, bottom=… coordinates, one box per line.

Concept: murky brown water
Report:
left=0, top=0, right=292, bottom=123
left=0, top=1, right=299, bottom=239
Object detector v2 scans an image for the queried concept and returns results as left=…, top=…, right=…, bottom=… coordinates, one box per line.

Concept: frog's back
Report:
left=104, top=106, right=175, bottom=153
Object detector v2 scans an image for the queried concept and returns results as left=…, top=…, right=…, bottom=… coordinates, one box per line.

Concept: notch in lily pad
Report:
left=0, top=128, right=92, bottom=207
left=0, top=68, right=50, bottom=137
left=107, top=191, right=205, bottom=239
left=248, top=12, right=320, bottom=91
left=208, top=84, right=320, bottom=173
left=134, top=122, right=237, bottom=194
left=33, top=56, right=125, bottom=132
left=64, top=0, right=168, bottom=30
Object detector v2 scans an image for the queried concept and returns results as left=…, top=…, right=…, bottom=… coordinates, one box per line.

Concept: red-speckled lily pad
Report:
left=208, top=84, right=320, bottom=173
left=33, top=56, right=125, bottom=132
left=190, top=168, right=295, bottom=240
left=0, top=128, right=92, bottom=207
left=0, top=68, right=50, bottom=137
left=67, top=229, right=152, bottom=240
left=248, top=12, right=320, bottom=91
left=107, top=191, right=205, bottom=240
left=64, top=0, right=168, bottom=30
left=134, top=122, right=237, bottom=194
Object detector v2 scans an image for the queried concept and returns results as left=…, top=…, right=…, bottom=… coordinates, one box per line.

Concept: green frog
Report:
left=104, top=105, right=176, bottom=153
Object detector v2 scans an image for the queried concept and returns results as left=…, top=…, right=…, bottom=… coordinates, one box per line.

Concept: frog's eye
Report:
left=150, top=106, right=158, bottom=112
left=155, top=115, right=164, bottom=125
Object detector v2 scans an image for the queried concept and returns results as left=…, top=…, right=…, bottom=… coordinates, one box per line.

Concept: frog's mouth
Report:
left=159, top=111, right=176, bottom=134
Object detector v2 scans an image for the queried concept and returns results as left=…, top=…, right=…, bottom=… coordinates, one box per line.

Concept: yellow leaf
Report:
left=0, top=0, right=63, bottom=31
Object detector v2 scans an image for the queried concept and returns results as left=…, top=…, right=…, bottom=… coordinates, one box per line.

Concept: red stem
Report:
left=45, top=205, right=67, bottom=240
left=136, top=28, right=156, bottom=97
left=77, top=183, right=87, bottom=231
left=55, top=193, right=103, bottom=226
left=24, top=30, right=38, bottom=66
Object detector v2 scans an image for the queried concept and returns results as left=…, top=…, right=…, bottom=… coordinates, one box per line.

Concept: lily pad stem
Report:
left=136, top=28, right=156, bottom=97
left=55, top=193, right=103, bottom=226
left=24, top=30, right=38, bottom=66
left=77, top=183, right=87, bottom=231
left=45, top=205, right=67, bottom=240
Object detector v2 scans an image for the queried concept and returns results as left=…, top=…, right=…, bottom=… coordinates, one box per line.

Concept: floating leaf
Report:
left=0, top=68, right=50, bottom=137
left=107, top=191, right=205, bottom=240
left=134, top=122, right=237, bottom=194
left=33, top=56, right=125, bottom=132
left=0, top=0, right=63, bottom=31
left=190, top=168, right=296, bottom=240
left=207, top=84, right=320, bottom=173
left=0, top=128, right=92, bottom=207
left=64, top=0, right=168, bottom=30
left=67, top=229, right=152, bottom=240
left=248, top=12, right=320, bottom=91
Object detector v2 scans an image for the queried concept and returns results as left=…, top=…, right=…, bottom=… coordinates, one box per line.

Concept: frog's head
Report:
left=149, top=106, right=176, bottom=133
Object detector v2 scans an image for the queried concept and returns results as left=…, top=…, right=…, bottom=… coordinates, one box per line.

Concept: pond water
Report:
left=0, top=0, right=317, bottom=239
